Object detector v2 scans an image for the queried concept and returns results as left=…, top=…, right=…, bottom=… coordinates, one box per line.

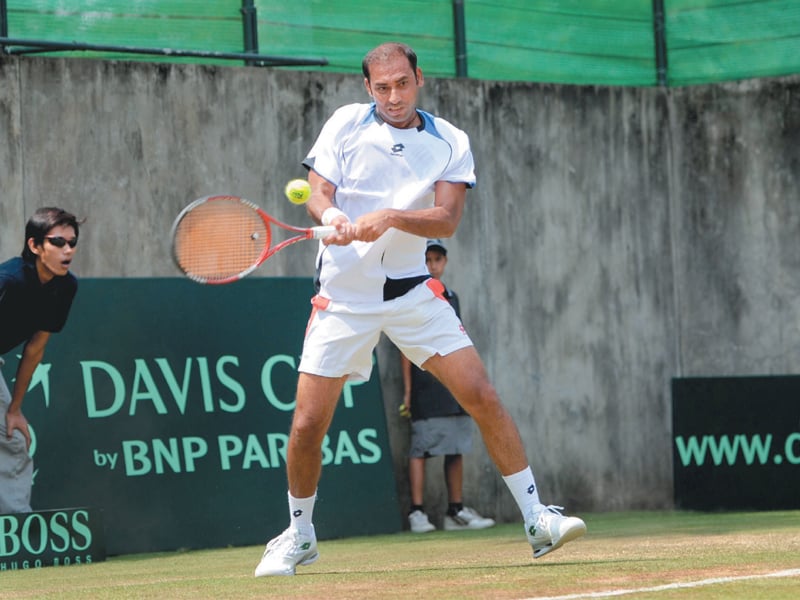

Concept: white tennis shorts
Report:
left=299, top=279, right=473, bottom=382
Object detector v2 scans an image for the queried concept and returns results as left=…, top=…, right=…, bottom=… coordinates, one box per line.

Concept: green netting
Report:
left=255, top=0, right=456, bottom=77
left=254, top=0, right=657, bottom=85
left=465, top=1, right=656, bottom=85
left=5, top=0, right=244, bottom=65
left=2, top=0, right=800, bottom=86
left=666, top=0, right=800, bottom=86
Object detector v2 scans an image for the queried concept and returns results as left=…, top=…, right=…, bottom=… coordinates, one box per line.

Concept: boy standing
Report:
left=400, top=239, right=495, bottom=533
left=0, top=207, right=80, bottom=513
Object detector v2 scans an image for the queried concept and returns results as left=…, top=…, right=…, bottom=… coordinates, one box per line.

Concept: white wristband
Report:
left=321, top=207, right=347, bottom=227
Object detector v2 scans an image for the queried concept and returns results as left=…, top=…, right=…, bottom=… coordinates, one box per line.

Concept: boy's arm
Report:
left=6, top=330, right=50, bottom=449
left=400, top=354, right=413, bottom=417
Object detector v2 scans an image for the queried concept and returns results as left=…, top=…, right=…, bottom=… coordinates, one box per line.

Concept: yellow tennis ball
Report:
left=285, top=179, right=311, bottom=205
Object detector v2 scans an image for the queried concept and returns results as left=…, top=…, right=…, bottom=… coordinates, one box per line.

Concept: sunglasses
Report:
left=45, top=236, right=78, bottom=248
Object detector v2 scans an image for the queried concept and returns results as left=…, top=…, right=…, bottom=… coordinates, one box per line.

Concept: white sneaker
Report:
left=254, top=527, right=319, bottom=576
left=526, top=505, right=586, bottom=558
left=408, top=509, right=436, bottom=533
left=443, top=507, right=496, bottom=530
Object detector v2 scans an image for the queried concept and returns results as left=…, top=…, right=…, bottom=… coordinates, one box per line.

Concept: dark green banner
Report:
left=672, top=375, right=800, bottom=510
left=6, top=278, right=400, bottom=555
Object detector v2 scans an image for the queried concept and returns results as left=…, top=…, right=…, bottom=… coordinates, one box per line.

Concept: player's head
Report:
left=425, top=239, right=448, bottom=280
left=362, top=42, right=418, bottom=81
left=22, top=207, right=81, bottom=278
left=362, top=42, right=424, bottom=129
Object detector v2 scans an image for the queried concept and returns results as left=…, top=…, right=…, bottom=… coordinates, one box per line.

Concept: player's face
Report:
left=364, top=53, right=424, bottom=129
left=425, top=250, right=447, bottom=280
left=29, top=224, right=78, bottom=282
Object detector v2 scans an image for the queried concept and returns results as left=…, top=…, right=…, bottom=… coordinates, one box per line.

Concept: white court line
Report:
left=523, top=568, right=800, bottom=600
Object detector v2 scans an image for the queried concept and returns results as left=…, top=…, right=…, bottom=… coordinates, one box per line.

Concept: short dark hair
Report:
left=362, top=42, right=418, bottom=81
left=22, top=207, right=81, bottom=262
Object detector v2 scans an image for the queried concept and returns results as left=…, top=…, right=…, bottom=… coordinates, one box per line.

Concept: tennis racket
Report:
left=171, top=194, right=336, bottom=284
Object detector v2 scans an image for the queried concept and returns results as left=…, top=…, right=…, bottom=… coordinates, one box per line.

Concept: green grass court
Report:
left=1, top=510, right=798, bottom=599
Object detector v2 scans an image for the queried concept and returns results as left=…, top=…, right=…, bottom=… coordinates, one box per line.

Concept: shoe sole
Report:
left=443, top=522, right=496, bottom=531
left=532, top=522, right=587, bottom=559
left=298, top=551, right=320, bottom=567
left=254, top=550, right=319, bottom=577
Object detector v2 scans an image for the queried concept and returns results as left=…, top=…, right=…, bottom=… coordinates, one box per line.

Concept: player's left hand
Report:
left=353, top=210, right=395, bottom=242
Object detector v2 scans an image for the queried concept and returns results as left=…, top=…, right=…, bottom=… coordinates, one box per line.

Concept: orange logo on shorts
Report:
left=426, top=278, right=447, bottom=301
left=305, top=295, right=331, bottom=337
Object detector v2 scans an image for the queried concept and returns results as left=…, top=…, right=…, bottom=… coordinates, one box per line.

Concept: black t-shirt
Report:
left=409, top=285, right=468, bottom=421
left=0, top=257, right=78, bottom=355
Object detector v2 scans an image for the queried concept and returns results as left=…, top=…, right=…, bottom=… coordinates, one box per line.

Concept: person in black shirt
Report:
left=0, top=207, right=80, bottom=513
left=400, top=239, right=495, bottom=533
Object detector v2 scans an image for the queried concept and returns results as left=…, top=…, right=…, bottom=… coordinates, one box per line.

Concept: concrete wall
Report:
left=2, top=57, right=799, bottom=526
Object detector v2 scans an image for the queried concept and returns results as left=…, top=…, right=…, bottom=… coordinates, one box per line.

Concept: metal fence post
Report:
left=1, top=0, right=8, bottom=53
left=652, top=0, right=668, bottom=86
left=452, top=0, right=467, bottom=78
left=241, top=0, right=259, bottom=66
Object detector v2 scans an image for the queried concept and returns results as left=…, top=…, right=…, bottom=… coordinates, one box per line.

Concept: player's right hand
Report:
left=322, top=217, right=356, bottom=245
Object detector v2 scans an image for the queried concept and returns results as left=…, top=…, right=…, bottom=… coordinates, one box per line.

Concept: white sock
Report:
left=502, top=466, right=542, bottom=518
left=288, top=491, right=316, bottom=534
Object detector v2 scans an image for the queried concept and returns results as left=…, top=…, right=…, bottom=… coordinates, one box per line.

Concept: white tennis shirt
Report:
left=303, top=102, right=476, bottom=304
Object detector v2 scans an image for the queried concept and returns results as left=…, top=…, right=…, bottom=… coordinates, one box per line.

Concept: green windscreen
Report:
left=253, top=0, right=657, bottom=84
left=3, top=0, right=800, bottom=86
left=666, top=0, right=800, bottom=86
left=254, top=0, right=457, bottom=77
left=5, top=0, right=244, bottom=65
left=465, top=1, right=656, bottom=86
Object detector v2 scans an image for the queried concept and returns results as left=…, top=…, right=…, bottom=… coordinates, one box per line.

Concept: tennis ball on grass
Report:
left=285, top=179, right=311, bottom=205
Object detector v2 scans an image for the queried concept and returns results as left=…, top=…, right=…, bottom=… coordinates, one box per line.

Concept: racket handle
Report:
left=311, top=225, right=337, bottom=239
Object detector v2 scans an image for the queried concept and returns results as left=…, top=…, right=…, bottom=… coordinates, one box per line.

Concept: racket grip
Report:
left=311, top=225, right=337, bottom=239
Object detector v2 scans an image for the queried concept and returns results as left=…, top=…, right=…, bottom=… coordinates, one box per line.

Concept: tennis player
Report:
left=255, top=42, right=585, bottom=577
left=0, top=207, right=80, bottom=513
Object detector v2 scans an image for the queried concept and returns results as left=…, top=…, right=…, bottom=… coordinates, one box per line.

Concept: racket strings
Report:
left=174, top=198, right=270, bottom=281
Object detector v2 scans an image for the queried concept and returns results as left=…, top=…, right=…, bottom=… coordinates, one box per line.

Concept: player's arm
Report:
left=354, top=180, right=466, bottom=242
left=400, top=354, right=412, bottom=416
left=6, top=330, right=50, bottom=449
left=305, top=170, right=357, bottom=246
